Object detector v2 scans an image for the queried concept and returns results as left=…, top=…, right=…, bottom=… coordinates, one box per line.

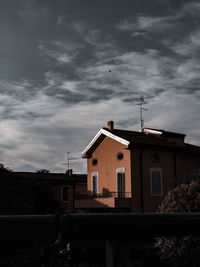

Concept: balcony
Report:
left=75, top=192, right=132, bottom=209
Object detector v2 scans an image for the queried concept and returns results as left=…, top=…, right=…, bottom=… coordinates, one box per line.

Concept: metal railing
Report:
left=0, top=215, right=58, bottom=243
left=1, top=213, right=200, bottom=266
left=1, top=213, right=200, bottom=243
left=75, top=191, right=132, bottom=199
left=60, top=213, right=200, bottom=241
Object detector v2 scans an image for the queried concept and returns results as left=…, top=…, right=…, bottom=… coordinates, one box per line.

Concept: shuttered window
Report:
left=92, top=172, right=98, bottom=197
left=117, top=168, right=125, bottom=198
left=150, top=168, right=163, bottom=196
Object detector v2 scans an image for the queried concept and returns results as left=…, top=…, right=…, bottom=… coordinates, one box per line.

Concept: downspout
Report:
left=72, top=183, right=75, bottom=213
left=140, top=150, right=144, bottom=213
left=174, top=152, right=177, bottom=186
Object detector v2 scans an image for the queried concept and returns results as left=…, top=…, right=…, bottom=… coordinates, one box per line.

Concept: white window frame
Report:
left=61, top=185, right=70, bottom=202
left=150, top=168, right=163, bottom=196
left=116, top=168, right=125, bottom=197
left=91, top=172, right=98, bottom=197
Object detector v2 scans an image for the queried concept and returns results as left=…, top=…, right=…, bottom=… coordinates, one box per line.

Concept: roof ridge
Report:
left=103, top=127, right=141, bottom=134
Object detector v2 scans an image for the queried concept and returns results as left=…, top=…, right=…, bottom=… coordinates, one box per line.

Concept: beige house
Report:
left=75, top=121, right=200, bottom=212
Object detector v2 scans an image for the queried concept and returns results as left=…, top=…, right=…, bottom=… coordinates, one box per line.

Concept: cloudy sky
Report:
left=0, top=0, right=200, bottom=173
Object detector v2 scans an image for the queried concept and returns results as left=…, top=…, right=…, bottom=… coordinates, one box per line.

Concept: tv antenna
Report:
left=138, top=96, right=148, bottom=130
left=67, top=152, right=70, bottom=170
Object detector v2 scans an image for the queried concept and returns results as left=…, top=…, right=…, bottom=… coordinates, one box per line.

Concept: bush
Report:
left=155, top=182, right=200, bottom=267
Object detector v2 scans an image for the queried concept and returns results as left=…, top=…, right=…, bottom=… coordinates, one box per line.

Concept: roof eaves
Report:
left=101, top=129, right=130, bottom=146
left=81, top=128, right=130, bottom=158
left=81, top=129, right=103, bottom=158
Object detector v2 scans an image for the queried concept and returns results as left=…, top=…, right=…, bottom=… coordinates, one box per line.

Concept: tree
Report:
left=0, top=164, right=34, bottom=214
left=0, top=164, right=58, bottom=214
left=0, top=164, right=63, bottom=266
left=36, top=169, right=50, bottom=174
left=31, top=181, right=59, bottom=214
left=155, top=182, right=200, bottom=267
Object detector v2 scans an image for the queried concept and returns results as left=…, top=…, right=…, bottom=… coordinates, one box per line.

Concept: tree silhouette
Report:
left=155, top=182, right=200, bottom=267
left=0, top=164, right=58, bottom=214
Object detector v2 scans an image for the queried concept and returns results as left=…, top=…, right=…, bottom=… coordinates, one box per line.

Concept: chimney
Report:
left=107, top=121, right=114, bottom=131
left=67, top=169, right=73, bottom=176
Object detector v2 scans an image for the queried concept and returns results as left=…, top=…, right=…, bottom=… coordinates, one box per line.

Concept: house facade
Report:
left=17, top=170, right=87, bottom=213
left=75, top=121, right=200, bottom=212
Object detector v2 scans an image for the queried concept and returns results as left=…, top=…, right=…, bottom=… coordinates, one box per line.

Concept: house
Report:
left=75, top=121, right=200, bottom=212
left=16, top=170, right=87, bottom=213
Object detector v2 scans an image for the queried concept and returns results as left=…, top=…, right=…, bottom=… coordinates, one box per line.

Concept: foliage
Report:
left=0, top=164, right=66, bottom=265
left=0, top=164, right=58, bottom=214
left=158, top=182, right=200, bottom=213
left=155, top=182, right=200, bottom=267
left=36, top=169, right=50, bottom=174
left=31, top=181, right=60, bottom=214
left=0, top=164, right=34, bottom=214
left=0, top=241, right=70, bottom=266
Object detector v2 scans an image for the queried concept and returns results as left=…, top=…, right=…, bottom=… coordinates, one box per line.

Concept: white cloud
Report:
left=172, top=30, right=200, bottom=56
left=117, top=15, right=172, bottom=33
left=57, top=16, right=62, bottom=25
left=146, top=91, right=200, bottom=146
left=18, top=1, right=51, bottom=28
left=117, top=2, right=200, bottom=36
left=61, top=81, right=80, bottom=93
left=85, top=30, right=113, bottom=48
left=38, top=44, right=76, bottom=65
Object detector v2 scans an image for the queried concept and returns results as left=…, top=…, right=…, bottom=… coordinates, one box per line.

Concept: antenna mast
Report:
left=138, top=96, right=148, bottom=130
left=67, top=152, right=70, bottom=170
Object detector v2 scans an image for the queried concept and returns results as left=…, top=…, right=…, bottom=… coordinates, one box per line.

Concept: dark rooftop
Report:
left=15, top=172, right=87, bottom=185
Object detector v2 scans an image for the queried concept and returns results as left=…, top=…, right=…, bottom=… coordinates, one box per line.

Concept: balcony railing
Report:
left=75, top=191, right=132, bottom=200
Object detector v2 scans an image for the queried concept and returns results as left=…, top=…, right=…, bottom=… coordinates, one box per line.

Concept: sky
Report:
left=0, top=0, right=200, bottom=173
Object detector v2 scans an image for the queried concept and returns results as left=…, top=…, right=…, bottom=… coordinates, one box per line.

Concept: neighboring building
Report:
left=17, top=170, right=87, bottom=213
left=75, top=121, right=200, bottom=212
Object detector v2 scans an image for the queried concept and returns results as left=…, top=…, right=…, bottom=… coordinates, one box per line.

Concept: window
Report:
left=62, top=186, right=70, bottom=202
left=151, top=154, right=160, bottom=162
left=92, top=158, right=98, bottom=166
left=117, top=152, right=124, bottom=161
left=116, top=168, right=125, bottom=198
left=91, top=172, right=98, bottom=197
left=150, top=168, right=163, bottom=196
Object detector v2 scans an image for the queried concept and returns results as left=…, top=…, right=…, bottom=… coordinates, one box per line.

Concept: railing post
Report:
left=106, top=240, right=114, bottom=267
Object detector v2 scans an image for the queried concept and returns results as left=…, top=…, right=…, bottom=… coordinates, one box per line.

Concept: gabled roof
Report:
left=15, top=172, right=87, bottom=185
left=81, top=125, right=200, bottom=158
left=81, top=128, right=130, bottom=158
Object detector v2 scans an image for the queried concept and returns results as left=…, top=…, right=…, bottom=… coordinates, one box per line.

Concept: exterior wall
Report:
left=130, top=150, right=142, bottom=212
left=51, top=183, right=87, bottom=212
left=87, top=137, right=131, bottom=197
left=142, top=150, right=175, bottom=212
left=75, top=183, right=87, bottom=196
left=51, top=185, right=74, bottom=212
left=131, top=149, right=200, bottom=212
left=131, top=149, right=175, bottom=212
left=51, top=185, right=61, bottom=202
left=178, top=154, right=200, bottom=182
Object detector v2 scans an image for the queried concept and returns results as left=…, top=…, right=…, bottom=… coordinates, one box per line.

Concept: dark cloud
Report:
left=122, top=97, right=140, bottom=104
left=87, top=88, right=114, bottom=102
left=0, top=0, right=200, bottom=172
left=118, top=118, right=139, bottom=129
left=45, top=87, right=85, bottom=104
